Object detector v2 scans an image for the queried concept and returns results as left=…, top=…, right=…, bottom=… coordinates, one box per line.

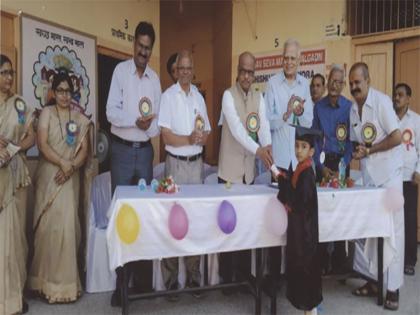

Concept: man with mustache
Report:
left=348, top=62, right=403, bottom=311
left=106, top=21, right=161, bottom=306
left=310, top=73, right=326, bottom=105
left=311, top=64, right=352, bottom=275
left=393, top=83, right=419, bottom=276
left=264, top=38, right=313, bottom=285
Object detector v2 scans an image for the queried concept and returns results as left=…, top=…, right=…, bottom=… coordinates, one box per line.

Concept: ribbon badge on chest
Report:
left=14, top=98, right=27, bottom=125
left=66, top=120, right=79, bottom=146
left=138, top=97, right=152, bottom=117
left=246, top=112, right=260, bottom=142
left=402, top=128, right=415, bottom=151
left=361, top=122, right=377, bottom=148
left=336, top=123, right=347, bottom=153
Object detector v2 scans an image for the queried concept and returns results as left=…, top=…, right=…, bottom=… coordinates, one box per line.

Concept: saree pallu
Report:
left=28, top=108, right=91, bottom=303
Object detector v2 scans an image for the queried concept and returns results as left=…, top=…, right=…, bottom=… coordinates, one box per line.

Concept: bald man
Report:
left=218, top=51, right=272, bottom=291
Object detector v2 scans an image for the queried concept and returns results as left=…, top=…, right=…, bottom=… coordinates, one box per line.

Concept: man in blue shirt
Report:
left=312, top=64, right=352, bottom=274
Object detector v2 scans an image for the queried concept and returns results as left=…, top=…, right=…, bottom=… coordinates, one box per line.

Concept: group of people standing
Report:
left=0, top=55, right=92, bottom=314
left=0, top=18, right=418, bottom=315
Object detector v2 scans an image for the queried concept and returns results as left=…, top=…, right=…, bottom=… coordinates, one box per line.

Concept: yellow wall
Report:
left=232, top=0, right=352, bottom=97
left=1, top=0, right=160, bottom=71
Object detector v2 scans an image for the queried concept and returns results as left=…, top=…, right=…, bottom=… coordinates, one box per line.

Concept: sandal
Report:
left=384, top=289, right=399, bottom=311
left=404, top=265, right=415, bottom=276
left=352, top=282, right=378, bottom=297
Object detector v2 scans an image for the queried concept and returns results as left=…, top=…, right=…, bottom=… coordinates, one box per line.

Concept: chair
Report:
left=254, top=171, right=271, bottom=184
left=153, top=162, right=165, bottom=180
left=204, top=173, right=218, bottom=184
left=204, top=163, right=218, bottom=179
left=86, top=171, right=116, bottom=293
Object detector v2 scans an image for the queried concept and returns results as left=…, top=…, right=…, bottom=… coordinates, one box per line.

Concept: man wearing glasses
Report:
left=264, top=38, right=313, bottom=285
left=217, top=51, right=272, bottom=292
left=158, top=50, right=211, bottom=300
left=311, top=64, right=353, bottom=275
left=106, top=21, right=161, bottom=306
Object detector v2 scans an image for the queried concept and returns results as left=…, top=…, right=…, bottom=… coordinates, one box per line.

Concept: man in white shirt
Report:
left=393, top=83, right=419, bottom=276
left=217, top=51, right=272, bottom=291
left=264, top=38, right=313, bottom=286
left=264, top=38, right=314, bottom=172
left=106, top=21, right=161, bottom=305
left=349, top=62, right=403, bottom=311
left=158, top=50, right=211, bottom=299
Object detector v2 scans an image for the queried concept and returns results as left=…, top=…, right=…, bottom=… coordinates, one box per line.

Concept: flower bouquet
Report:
left=155, top=176, right=179, bottom=193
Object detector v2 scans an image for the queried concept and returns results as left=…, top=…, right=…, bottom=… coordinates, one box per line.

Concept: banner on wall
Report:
left=20, top=14, right=97, bottom=155
left=253, top=47, right=326, bottom=92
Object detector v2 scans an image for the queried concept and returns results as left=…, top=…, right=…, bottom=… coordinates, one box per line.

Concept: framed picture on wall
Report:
left=20, top=13, right=97, bottom=156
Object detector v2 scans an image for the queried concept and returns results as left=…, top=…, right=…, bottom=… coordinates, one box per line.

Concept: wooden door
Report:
left=355, top=42, right=394, bottom=96
left=395, top=36, right=420, bottom=241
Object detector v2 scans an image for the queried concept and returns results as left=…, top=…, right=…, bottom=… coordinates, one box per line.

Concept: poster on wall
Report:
left=20, top=14, right=97, bottom=155
left=253, top=47, right=326, bottom=93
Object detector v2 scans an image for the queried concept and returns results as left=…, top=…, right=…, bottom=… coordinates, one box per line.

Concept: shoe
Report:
left=165, top=283, right=179, bottom=302
left=384, top=289, right=399, bottom=311
left=352, top=282, right=378, bottom=297
left=110, top=289, right=121, bottom=307
left=187, top=282, right=203, bottom=299
left=22, top=300, right=29, bottom=314
left=404, top=265, right=415, bottom=276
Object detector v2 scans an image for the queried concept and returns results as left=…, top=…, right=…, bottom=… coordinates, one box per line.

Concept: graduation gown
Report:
left=277, top=160, right=323, bottom=310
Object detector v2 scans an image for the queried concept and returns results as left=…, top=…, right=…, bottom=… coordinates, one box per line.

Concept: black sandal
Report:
left=404, top=265, right=415, bottom=276
left=384, top=289, right=399, bottom=311
left=352, top=282, right=378, bottom=297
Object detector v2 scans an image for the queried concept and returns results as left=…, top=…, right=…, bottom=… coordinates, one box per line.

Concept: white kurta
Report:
left=350, top=87, right=404, bottom=291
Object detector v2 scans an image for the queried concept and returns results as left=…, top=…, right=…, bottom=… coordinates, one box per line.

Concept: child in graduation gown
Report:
left=277, top=125, right=323, bottom=315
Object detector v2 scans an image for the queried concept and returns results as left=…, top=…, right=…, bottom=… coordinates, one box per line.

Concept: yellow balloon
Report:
left=116, top=203, right=140, bottom=244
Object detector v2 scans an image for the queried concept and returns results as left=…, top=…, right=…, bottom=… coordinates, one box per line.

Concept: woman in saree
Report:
left=28, top=72, right=91, bottom=303
left=0, top=54, right=35, bottom=314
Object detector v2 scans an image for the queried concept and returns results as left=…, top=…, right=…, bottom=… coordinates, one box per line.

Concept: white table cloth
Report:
left=107, top=184, right=395, bottom=279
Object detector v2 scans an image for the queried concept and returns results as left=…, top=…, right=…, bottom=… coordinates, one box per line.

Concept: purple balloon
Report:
left=218, top=200, right=237, bottom=234
left=169, top=203, right=189, bottom=240
left=266, top=197, right=288, bottom=236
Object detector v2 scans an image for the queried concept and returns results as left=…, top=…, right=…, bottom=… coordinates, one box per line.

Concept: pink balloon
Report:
left=265, top=196, right=288, bottom=236
left=384, top=187, right=404, bottom=212
left=169, top=203, right=189, bottom=240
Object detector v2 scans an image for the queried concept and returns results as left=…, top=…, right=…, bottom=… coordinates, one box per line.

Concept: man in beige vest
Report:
left=217, top=51, right=272, bottom=292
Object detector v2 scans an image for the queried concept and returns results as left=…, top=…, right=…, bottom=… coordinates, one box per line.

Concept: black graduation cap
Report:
left=290, top=124, right=323, bottom=147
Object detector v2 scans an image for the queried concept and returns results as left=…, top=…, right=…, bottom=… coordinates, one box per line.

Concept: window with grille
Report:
left=347, top=0, right=420, bottom=36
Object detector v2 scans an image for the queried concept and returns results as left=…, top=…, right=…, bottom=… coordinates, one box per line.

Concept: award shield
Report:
left=246, top=112, right=260, bottom=142
left=288, top=95, right=304, bottom=125
left=361, top=122, right=377, bottom=148
left=195, top=114, right=205, bottom=132
left=336, top=123, right=347, bottom=153
left=138, top=97, right=152, bottom=117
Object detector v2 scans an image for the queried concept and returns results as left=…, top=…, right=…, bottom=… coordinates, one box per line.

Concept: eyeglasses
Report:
left=177, top=66, right=193, bottom=72
left=0, top=70, right=15, bottom=77
left=330, top=80, right=344, bottom=86
left=238, top=68, right=255, bottom=77
left=55, top=88, right=72, bottom=96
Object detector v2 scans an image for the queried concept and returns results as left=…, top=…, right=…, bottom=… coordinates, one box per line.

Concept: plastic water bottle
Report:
left=338, top=157, right=346, bottom=187
left=138, top=178, right=147, bottom=191
left=151, top=178, right=159, bottom=192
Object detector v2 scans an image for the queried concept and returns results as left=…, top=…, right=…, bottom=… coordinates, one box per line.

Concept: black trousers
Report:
left=403, top=181, right=418, bottom=267
left=218, top=176, right=252, bottom=282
